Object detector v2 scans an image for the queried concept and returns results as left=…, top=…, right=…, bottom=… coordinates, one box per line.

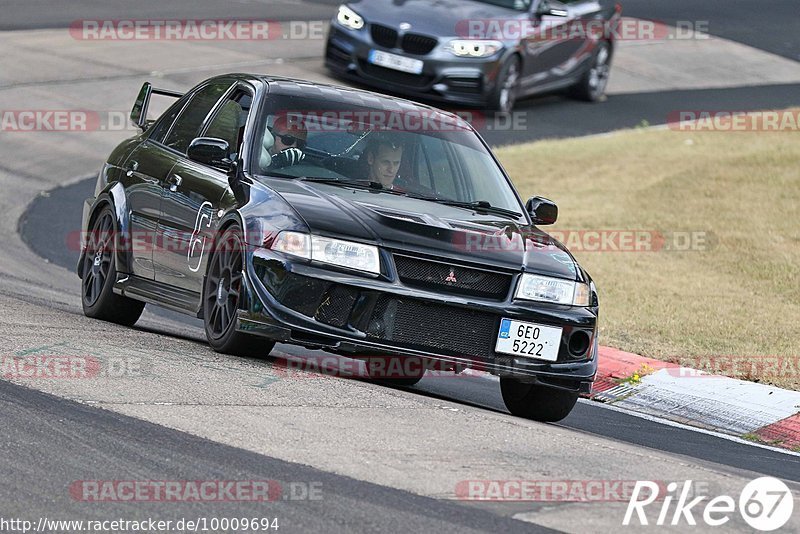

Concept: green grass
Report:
left=495, top=122, right=800, bottom=389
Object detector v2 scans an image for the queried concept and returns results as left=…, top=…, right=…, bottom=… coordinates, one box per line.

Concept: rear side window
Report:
left=162, top=82, right=232, bottom=154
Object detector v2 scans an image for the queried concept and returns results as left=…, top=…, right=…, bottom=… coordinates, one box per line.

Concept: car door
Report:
left=121, top=98, right=188, bottom=279
left=153, top=82, right=253, bottom=296
left=520, top=0, right=599, bottom=88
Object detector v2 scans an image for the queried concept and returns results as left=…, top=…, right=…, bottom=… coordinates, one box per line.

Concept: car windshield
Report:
left=470, top=0, right=531, bottom=12
left=251, top=94, right=524, bottom=217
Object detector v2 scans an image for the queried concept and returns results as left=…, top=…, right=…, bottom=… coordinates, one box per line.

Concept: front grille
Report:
left=370, top=24, right=398, bottom=48
left=358, top=60, right=433, bottom=88
left=401, top=33, right=438, bottom=55
left=393, top=255, right=512, bottom=300
left=366, top=296, right=498, bottom=358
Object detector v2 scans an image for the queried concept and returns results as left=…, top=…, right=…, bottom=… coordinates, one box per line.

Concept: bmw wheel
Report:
left=570, top=41, right=611, bottom=102
left=500, top=378, right=579, bottom=422
left=489, top=56, right=521, bottom=113
left=203, top=224, right=275, bottom=358
left=81, top=206, right=145, bottom=326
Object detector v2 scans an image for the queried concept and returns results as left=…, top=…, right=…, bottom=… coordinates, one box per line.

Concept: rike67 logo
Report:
left=624, top=477, right=794, bottom=531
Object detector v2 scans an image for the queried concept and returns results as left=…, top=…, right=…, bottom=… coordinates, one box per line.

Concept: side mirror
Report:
left=187, top=137, right=232, bottom=170
left=526, top=196, right=558, bottom=225
left=535, top=1, right=568, bottom=17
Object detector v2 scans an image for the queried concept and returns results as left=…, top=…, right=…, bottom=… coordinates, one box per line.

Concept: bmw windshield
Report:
left=251, top=94, right=525, bottom=218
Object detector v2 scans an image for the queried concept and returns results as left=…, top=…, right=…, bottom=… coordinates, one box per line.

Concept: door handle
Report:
left=167, top=174, right=183, bottom=192
left=126, top=160, right=139, bottom=178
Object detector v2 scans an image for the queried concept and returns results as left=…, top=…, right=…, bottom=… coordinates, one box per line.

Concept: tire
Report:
left=81, top=206, right=145, bottom=326
left=364, top=355, right=425, bottom=387
left=569, top=41, right=611, bottom=102
left=203, top=224, right=275, bottom=358
left=500, top=378, right=579, bottom=422
left=488, top=56, right=521, bottom=113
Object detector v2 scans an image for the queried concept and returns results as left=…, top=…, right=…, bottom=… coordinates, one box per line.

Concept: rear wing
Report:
left=130, top=82, right=184, bottom=131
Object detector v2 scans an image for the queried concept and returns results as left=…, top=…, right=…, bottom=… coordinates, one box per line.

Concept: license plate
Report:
left=495, top=318, right=562, bottom=362
left=368, top=49, right=423, bottom=74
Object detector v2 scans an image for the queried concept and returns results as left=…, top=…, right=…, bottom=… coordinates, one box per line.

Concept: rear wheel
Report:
left=203, top=225, right=275, bottom=358
left=500, top=378, right=578, bottom=422
left=569, top=41, right=611, bottom=102
left=81, top=207, right=145, bottom=326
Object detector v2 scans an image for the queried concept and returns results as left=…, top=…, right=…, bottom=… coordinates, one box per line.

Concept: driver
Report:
left=262, top=114, right=308, bottom=170
left=363, top=134, right=404, bottom=189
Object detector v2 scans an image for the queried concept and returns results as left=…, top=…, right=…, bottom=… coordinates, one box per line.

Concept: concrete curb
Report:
left=592, top=346, right=800, bottom=451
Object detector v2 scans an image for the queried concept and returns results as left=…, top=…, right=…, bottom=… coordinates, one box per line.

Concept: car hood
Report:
left=265, top=179, right=581, bottom=281
left=346, top=0, right=526, bottom=39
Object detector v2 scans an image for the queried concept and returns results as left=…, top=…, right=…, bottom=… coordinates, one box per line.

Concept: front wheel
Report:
left=569, top=41, right=611, bottom=102
left=488, top=56, right=521, bottom=113
left=500, top=378, right=579, bottom=422
left=81, top=206, right=145, bottom=326
left=203, top=225, right=275, bottom=358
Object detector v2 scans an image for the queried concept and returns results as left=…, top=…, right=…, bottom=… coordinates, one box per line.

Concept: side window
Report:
left=149, top=98, right=188, bottom=144
left=203, top=88, right=253, bottom=158
left=163, top=82, right=232, bottom=154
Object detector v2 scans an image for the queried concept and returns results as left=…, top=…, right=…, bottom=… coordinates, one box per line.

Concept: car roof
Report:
left=214, top=73, right=471, bottom=128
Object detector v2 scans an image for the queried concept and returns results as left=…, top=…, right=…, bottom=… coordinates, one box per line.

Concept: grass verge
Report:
left=496, top=120, right=800, bottom=389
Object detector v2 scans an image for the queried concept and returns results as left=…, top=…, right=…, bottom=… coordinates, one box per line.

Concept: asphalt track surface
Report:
left=19, top=177, right=800, bottom=484
left=0, top=378, right=552, bottom=532
left=4, top=0, right=799, bottom=62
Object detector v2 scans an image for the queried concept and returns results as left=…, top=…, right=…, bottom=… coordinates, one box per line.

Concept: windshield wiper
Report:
left=407, top=196, right=522, bottom=219
left=300, top=177, right=406, bottom=195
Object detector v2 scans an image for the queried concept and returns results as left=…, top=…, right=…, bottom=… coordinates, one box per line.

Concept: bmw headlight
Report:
left=272, top=231, right=380, bottom=274
left=447, top=39, right=503, bottom=57
left=337, top=5, right=365, bottom=30
left=515, top=273, right=591, bottom=306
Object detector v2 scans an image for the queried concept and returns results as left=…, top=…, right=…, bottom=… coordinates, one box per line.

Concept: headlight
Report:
left=337, top=5, right=365, bottom=30
left=271, top=231, right=380, bottom=274
left=447, top=39, right=503, bottom=57
left=515, top=273, right=591, bottom=306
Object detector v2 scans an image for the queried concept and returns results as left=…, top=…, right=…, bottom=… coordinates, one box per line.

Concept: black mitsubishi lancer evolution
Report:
left=78, top=74, right=599, bottom=422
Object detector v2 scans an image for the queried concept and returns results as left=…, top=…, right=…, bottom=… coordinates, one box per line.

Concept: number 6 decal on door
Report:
left=188, top=201, right=213, bottom=273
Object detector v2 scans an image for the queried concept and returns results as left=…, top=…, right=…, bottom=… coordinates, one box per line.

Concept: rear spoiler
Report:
left=130, top=82, right=184, bottom=131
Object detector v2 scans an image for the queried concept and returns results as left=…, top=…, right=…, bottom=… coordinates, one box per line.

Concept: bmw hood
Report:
left=266, top=179, right=583, bottom=281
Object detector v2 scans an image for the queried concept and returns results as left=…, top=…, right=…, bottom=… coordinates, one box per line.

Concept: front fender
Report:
left=77, top=181, right=132, bottom=278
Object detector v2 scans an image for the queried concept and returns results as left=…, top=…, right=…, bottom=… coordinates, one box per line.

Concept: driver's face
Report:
left=368, top=145, right=403, bottom=186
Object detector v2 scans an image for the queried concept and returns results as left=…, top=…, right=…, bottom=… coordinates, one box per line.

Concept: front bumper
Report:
left=325, top=24, right=508, bottom=108
left=238, top=247, right=598, bottom=393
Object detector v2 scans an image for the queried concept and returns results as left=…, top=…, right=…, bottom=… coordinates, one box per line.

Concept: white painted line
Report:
left=576, top=398, right=800, bottom=457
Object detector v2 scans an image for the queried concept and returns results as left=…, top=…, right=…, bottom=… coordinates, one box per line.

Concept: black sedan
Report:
left=326, top=0, right=621, bottom=111
left=78, top=74, right=599, bottom=422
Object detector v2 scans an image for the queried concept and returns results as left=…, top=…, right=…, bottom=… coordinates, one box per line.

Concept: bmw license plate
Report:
left=495, top=318, right=562, bottom=362
left=368, top=49, right=423, bottom=74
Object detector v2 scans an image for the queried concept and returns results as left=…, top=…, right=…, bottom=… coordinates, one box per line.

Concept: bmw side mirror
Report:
left=526, top=196, right=558, bottom=225
left=187, top=137, right=233, bottom=171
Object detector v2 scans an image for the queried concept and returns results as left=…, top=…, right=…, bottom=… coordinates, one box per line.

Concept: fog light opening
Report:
left=568, top=331, right=591, bottom=358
